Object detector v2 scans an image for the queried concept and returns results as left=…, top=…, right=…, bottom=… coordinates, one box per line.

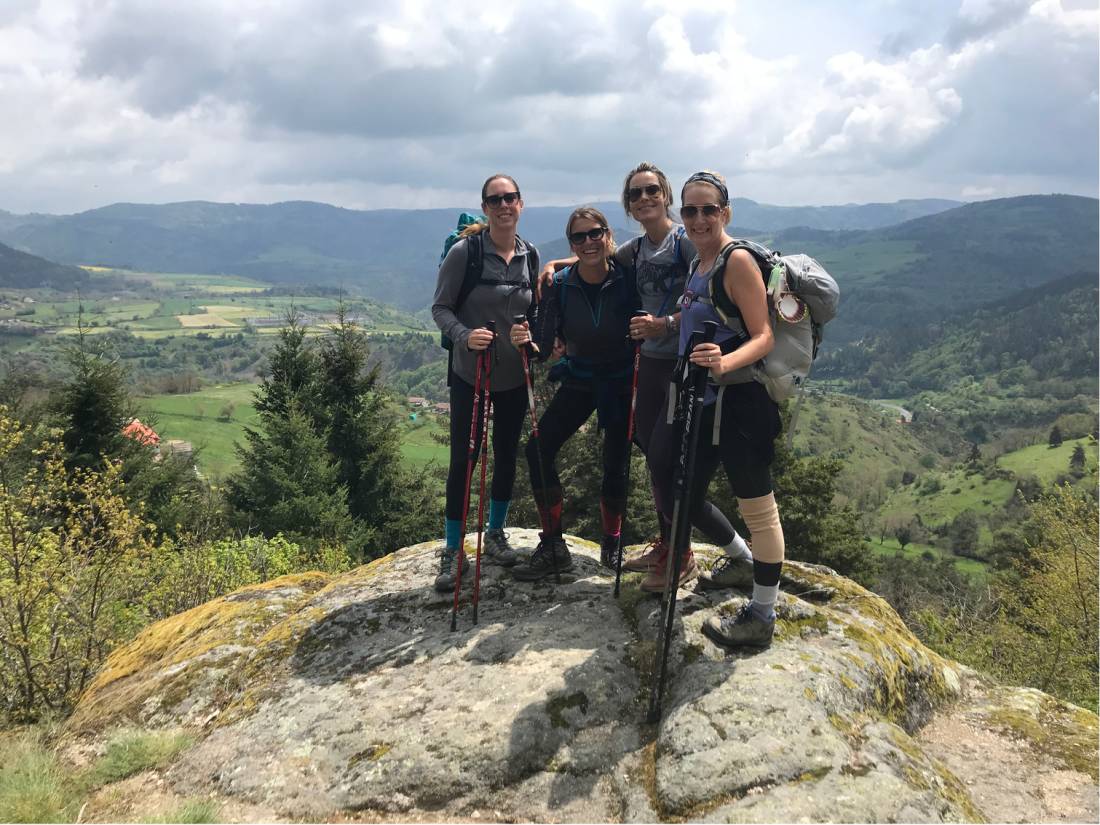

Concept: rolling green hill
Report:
left=0, top=197, right=961, bottom=310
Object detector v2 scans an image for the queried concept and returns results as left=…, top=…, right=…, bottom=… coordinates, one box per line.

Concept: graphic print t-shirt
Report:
left=613, top=225, right=695, bottom=359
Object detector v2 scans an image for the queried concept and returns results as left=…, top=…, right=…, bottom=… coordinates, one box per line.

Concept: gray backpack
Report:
left=706, top=239, right=839, bottom=402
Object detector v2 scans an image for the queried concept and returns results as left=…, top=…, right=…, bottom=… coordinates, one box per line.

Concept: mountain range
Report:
left=0, top=197, right=961, bottom=310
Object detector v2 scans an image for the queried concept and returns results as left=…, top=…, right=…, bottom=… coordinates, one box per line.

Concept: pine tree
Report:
left=1048, top=425, right=1063, bottom=448
left=1070, top=444, right=1087, bottom=474
left=226, top=402, right=358, bottom=545
left=57, top=326, right=134, bottom=469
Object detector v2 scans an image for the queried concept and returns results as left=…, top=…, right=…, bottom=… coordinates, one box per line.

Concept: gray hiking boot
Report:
left=434, top=546, right=471, bottom=593
left=697, top=554, right=754, bottom=591
left=702, top=603, right=775, bottom=649
left=512, top=534, right=573, bottom=582
left=483, top=529, right=519, bottom=567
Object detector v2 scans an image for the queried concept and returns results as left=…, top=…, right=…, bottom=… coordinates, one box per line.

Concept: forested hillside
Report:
left=0, top=240, right=92, bottom=290
left=0, top=197, right=961, bottom=310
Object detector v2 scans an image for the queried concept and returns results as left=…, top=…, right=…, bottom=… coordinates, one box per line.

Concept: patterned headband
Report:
left=682, top=172, right=729, bottom=205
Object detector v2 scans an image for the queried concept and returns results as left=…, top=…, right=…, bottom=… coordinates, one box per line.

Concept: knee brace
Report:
left=737, top=492, right=784, bottom=564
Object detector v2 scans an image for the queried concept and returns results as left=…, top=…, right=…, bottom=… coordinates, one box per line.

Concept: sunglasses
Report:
left=568, top=226, right=607, bottom=245
left=628, top=184, right=662, bottom=202
left=680, top=203, right=724, bottom=220
left=484, top=191, right=521, bottom=207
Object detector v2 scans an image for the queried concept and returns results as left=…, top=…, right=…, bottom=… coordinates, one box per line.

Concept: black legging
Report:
left=647, top=381, right=780, bottom=537
left=525, top=381, right=631, bottom=508
left=445, top=375, right=529, bottom=521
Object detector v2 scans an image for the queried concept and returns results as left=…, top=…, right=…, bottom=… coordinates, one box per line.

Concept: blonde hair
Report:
left=566, top=206, right=616, bottom=253
left=620, top=161, right=675, bottom=220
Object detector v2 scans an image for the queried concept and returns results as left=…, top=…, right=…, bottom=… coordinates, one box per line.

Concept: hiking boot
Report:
left=512, top=534, right=573, bottom=582
left=483, top=529, right=519, bottom=567
left=697, top=554, right=755, bottom=591
left=623, top=536, right=667, bottom=573
left=702, top=603, right=775, bottom=649
left=599, top=534, right=621, bottom=569
left=434, top=546, right=471, bottom=593
left=639, top=547, right=698, bottom=593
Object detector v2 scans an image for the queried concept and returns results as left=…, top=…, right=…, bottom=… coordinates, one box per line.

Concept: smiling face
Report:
left=626, top=171, right=669, bottom=225
left=482, top=176, right=523, bottom=233
left=567, top=215, right=612, bottom=267
left=680, top=182, right=730, bottom=249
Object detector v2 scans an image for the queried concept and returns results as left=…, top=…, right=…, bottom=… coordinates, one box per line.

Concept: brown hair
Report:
left=481, top=173, right=521, bottom=203
left=566, top=206, right=616, bottom=252
left=620, top=161, right=675, bottom=219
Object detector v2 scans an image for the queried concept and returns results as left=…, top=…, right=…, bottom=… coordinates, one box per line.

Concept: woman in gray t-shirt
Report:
left=540, top=162, right=749, bottom=589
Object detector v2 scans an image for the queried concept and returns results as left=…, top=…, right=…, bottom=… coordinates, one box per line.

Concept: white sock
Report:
left=723, top=531, right=752, bottom=562
left=751, top=582, right=778, bottom=620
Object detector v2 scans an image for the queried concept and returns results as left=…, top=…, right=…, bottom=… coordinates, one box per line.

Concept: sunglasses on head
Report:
left=680, top=203, right=724, bottom=220
left=568, top=226, right=607, bottom=245
left=628, top=183, right=662, bottom=202
left=484, top=191, right=520, bottom=207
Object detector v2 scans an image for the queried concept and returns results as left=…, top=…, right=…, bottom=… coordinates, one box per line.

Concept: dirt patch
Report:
left=918, top=711, right=1098, bottom=823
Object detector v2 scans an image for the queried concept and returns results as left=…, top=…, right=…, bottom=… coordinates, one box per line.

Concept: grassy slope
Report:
left=140, top=384, right=448, bottom=478
left=792, top=393, right=933, bottom=505
left=997, top=436, right=1098, bottom=486
left=865, top=537, right=989, bottom=578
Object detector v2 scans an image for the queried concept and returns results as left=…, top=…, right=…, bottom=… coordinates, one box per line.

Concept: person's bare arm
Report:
left=688, top=249, right=773, bottom=374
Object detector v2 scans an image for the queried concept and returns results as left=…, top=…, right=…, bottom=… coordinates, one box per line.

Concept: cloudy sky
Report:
left=1, top=0, right=1097, bottom=214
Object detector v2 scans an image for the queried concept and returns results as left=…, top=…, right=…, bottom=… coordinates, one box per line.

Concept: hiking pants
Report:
left=445, top=376, right=528, bottom=521
left=525, top=381, right=631, bottom=509
left=647, top=380, right=780, bottom=538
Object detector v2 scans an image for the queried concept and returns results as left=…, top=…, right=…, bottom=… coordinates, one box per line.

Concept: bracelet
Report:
left=665, top=315, right=673, bottom=334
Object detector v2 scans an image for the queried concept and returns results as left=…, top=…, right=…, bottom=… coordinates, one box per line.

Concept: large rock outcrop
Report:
left=64, top=530, right=1098, bottom=822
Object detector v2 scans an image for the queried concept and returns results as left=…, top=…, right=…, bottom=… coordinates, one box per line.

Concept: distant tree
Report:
left=896, top=524, right=913, bottom=550
left=1070, top=444, right=1086, bottom=475
left=1048, top=425, right=1063, bottom=448
left=218, top=402, right=236, bottom=421
left=948, top=509, right=981, bottom=558
left=967, top=441, right=981, bottom=465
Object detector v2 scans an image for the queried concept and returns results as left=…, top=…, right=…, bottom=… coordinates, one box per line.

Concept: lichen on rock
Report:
left=60, top=531, right=1097, bottom=823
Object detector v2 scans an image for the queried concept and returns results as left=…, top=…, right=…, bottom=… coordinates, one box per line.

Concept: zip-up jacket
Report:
left=534, top=259, right=640, bottom=386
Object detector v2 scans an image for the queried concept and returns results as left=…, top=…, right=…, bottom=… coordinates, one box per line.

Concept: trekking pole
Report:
left=614, top=310, right=647, bottom=598
left=647, top=320, right=717, bottom=723
left=471, top=320, right=496, bottom=625
left=451, top=333, right=488, bottom=632
left=514, top=314, right=559, bottom=585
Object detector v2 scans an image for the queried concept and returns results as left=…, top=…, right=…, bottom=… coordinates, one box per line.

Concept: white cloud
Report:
left=0, top=0, right=1095, bottom=214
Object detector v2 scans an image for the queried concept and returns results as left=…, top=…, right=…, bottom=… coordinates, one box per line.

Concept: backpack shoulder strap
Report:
left=707, top=242, right=742, bottom=326
left=455, top=233, right=484, bottom=313
left=630, top=235, right=644, bottom=272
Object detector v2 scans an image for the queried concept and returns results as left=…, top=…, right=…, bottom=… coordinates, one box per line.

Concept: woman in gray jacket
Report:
left=431, top=174, right=539, bottom=593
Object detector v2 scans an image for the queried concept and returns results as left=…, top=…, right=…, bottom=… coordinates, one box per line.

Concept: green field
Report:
left=139, top=384, right=260, bottom=478
left=996, top=436, right=1098, bottom=485
left=865, top=537, right=989, bottom=579
left=399, top=414, right=449, bottom=466
left=140, top=384, right=449, bottom=478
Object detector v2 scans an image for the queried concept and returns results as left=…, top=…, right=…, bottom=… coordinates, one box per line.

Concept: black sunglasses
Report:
left=484, top=191, right=521, bottom=207
left=680, top=203, right=724, bottom=220
left=568, top=226, right=607, bottom=245
left=628, top=183, right=662, bottom=202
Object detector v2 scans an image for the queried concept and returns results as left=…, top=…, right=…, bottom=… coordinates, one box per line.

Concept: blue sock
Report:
left=488, top=499, right=510, bottom=531
left=445, top=518, right=463, bottom=550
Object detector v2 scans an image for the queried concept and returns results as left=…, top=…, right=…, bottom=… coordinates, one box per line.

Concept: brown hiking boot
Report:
left=639, top=546, right=698, bottom=593
left=623, top=536, right=667, bottom=573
